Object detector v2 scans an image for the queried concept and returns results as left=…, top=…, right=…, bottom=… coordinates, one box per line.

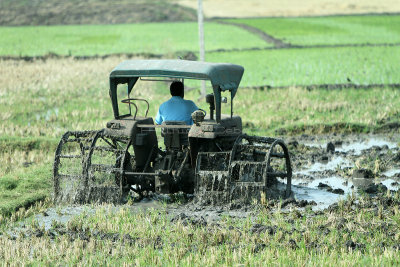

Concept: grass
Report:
left=0, top=12, right=400, bottom=266
left=1, top=57, right=399, bottom=140
left=0, top=22, right=268, bottom=57
left=0, top=164, right=51, bottom=216
left=1, top=192, right=400, bottom=265
left=0, top=11, right=400, bottom=266
left=232, top=86, right=400, bottom=135
left=0, top=135, right=58, bottom=177
left=208, top=46, right=400, bottom=87
left=0, top=56, right=398, bottom=218
left=227, top=15, right=400, bottom=46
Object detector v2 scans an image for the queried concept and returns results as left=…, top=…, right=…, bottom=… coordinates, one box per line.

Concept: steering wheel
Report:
left=198, top=108, right=207, bottom=117
left=121, top=98, right=149, bottom=119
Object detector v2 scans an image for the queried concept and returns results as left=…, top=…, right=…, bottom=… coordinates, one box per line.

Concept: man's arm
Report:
left=187, top=100, right=199, bottom=125
left=190, top=100, right=199, bottom=112
left=155, top=107, right=163, bottom=125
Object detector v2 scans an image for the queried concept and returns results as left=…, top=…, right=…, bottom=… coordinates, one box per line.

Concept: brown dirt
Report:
left=0, top=0, right=197, bottom=26
left=217, top=21, right=289, bottom=48
left=213, top=21, right=400, bottom=50
left=175, top=0, right=400, bottom=18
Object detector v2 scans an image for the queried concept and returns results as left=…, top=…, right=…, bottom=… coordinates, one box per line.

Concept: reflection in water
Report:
left=291, top=185, right=345, bottom=210
left=292, top=175, right=399, bottom=210
left=337, top=139, right=397, bottom=155
left=293, top=136, right=399, bottom=209
left=295, top=156, right=352, bottom=176
left=302, top=138, right=397, bottom=156
left=383, top=169, right=400, bottom=177
left=293, top=176, right=353, bottom=193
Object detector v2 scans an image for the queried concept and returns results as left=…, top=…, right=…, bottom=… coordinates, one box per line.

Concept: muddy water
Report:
left=290, top=134, right=400, bottom=210
left=383, top=169, right=400, bottom=177
left=9, top=134, right=400, bottom=230
left=295, top=156, right=352, bottom=175
left=291, top=185, right=345, bottom=210
left=308, top=139, right=398, bottom=156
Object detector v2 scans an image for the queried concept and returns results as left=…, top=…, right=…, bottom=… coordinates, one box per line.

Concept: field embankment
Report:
left=0, top=0, right=197, bottom=26
left=225, top=15, right=400, bottom=46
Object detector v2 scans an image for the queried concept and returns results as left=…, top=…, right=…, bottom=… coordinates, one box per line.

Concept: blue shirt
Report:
left=155, top=96, right=198, bottom=125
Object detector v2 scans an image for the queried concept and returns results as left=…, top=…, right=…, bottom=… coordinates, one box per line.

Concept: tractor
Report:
left=53, top=60, right=292, bottom=205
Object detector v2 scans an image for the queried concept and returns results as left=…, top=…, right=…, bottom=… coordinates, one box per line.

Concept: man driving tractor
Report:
left=155, top=81, right=198, bottom=125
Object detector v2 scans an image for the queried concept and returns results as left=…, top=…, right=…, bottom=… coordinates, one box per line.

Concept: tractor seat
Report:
left=161, top=121, right=189, bottom=149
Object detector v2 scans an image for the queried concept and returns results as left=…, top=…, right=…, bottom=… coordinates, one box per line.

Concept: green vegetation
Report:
left=1, top=11, right=400, bottom=265
left=208, top=46, right=400, bottom=87
left=0, top=164, right=51, bottom=216
left=233, top=86, right=400, bottom=134
left=1, top=58, right=399, bottom=141
left=0, top=136, right=57, bottom=176
left=1, top=56, right=398, bottom=219
left=0, top=22, right=268, bottom=56
left=0, top=136, right=55, bottom=215
left=2, top=193, right=400, bottom=265
left=227, top=15, right=400, bottom=45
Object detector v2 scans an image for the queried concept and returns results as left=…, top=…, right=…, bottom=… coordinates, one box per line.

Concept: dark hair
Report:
left=170, top=81, right=184, bottom=97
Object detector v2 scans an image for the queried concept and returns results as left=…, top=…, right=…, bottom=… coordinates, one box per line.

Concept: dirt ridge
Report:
left=3, top=42, right=400, bottom=62
left=217, top=21, right=290, bottom=48
left=244, top=83, right=400, bottom=91
left=215, top=20, right=400, bottom=52
left=208, top=42, right=400, bottom=53
left=0, top=52, right=163, bottom=62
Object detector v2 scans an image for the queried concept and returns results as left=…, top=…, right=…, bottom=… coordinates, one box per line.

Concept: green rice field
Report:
left=209, top=46, right=400, bottom=87
left=0, top=22, right=269, bottom=56
left=1, top=10, right=400, bottom=266
left=226, top=15, right=400, bottom=46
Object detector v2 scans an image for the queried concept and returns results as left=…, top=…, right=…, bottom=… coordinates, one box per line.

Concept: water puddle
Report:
left=295, top=156, right=353, bottom=176
left=5, top=135, right=400, bottom=235
left=292, top=175, right=399, bottom=210
left=291, top=185, right=345, bottom=210
left=337, top=139, right=397, bottom=155
left=301, top=142, right=323, bottom=148
left=381, top=178, right=400, bottom=190
left=33, top=206, right=96, bottom=230
left=6, top=201, right=168, bottom=238
left=383, top=169, right=400, bottom=177
left=5, top=206, right=94, bottom=238
left=293, top=176, right=352, bottom=193
left=302, top=137, right=397, bottom=156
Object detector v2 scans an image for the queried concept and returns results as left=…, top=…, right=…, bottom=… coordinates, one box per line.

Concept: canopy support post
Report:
left=198, top=0, right=206, bottom=98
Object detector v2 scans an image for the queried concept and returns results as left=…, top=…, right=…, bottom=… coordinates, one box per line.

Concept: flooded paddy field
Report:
left=289, top=134, right=400, bottom=209
left=1, top=134, right=400, bottom=265
left=7, top=134, right=395, bottom=222
left=5, top=134, right=400, bottom=229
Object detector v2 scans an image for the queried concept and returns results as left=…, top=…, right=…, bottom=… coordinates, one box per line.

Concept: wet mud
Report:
left=6, top=192, right=400, bottom=256
left=183, top=133, right=399, bottom=214
left=5, top=134, right=400, bottom=237
left=243, top=83, right=400, bottom=92
left=288, top=134, right=399, bottom=207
